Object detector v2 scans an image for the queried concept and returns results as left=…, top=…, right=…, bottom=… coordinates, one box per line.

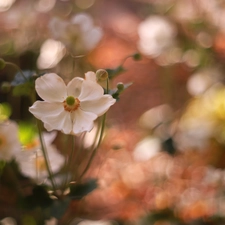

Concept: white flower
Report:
left=138, top=15, right=177, bottom=57
left=16, top=132, right=65, bottom=182
left=133, top=136, right=161, bottom=162
left=29, top=73, right=116, bottom=135
left=0, top=120, right=20, bottom=161
left=37, top=39, right=66, bottom=69
left=49, top=13, right=103, bottom=54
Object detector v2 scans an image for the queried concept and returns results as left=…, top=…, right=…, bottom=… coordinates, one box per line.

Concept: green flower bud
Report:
left=0, top=58, right=6, bottom=70
left=96, top=69, right=108, bottom=81
left=1, top=82, right=11, bottom=93
left=132, top=53, right=141, bottom=61
left=117, top=82, right=124, bottom=92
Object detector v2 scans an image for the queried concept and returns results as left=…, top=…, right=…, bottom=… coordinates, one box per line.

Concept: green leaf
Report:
left=18, top=121, right=37, bottom=146
left=12, top=82, right=34, bottom=97
left=49, top=197, right=71, bottom=219
left=0, top=102, right=12, bottom=121
left=69, top=178, right=98, bottom=199
left=109, top=82, right=133, bottom=101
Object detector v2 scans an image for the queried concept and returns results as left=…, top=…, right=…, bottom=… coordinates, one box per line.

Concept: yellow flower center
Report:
left=63, top=96, right=80, bottom=112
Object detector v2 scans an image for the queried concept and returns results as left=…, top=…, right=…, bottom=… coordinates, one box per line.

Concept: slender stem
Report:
left=5, top=62, right=28, bottom=82
left=78, top=113, right=106, bottom=181
left=72, top=132, right=85, bottom=181
left=78, top=79, right=109, bottom=181
left=36, top=120, right=57, bottom=192
left=63, top=135, right=75, bottom=189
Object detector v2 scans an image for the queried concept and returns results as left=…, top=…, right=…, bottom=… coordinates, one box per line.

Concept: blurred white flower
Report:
left=0, top=0, right=15, bottom=12
left=29, top=73, right=115, bottom=135
left=133, top=136, right=161, bottom=161
left=49, top=13, right=103, bottom=55
left=72, top=219, right=112, bottom=225
left=45, top=217, right=58, bottom=225
left=16, top=132, right=65, bottom=182
left=187, top=68, right=222, bottom=96
left=0, top=120, right=20, bottom=161
left=139, top=104, right=174, bottom=130
left=138, top=15, right=177, bottom=58
left=37, top=39, right=66, bottom=69
left=0, top=217, right=17, bottom=225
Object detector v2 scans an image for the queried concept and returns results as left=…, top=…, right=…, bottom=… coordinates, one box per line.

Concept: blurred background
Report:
left=2, top=0, right=225, bottom=224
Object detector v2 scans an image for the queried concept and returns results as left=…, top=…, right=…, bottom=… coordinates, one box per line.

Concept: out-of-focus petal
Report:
left=0, top=120, right=21, bottom=161
left=81, top=95, right=116, bottom=116
left=79, top=80, right=104, bottom=101
left=67, top=77, right=84, bottom=97
left=72, top=109, right=97, bottom=134
left=35, top=73, right=67, bottom=102
left=71, top=13, right=93, bottom=32
left=83, top=27, right=103, bottom=50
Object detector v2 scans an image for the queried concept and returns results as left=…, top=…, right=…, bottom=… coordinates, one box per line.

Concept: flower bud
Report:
left=1, top=82, right=11, bottom=93
left=0, top=58, right=6, bottom=70
left=132, top=53, right=141, bottom=61
left=96, top=69, right=108, bottom=81
left=117, top=82, right=124, bottom=92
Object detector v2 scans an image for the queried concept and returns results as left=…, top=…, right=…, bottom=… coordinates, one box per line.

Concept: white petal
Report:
left=80, top=95, right=116, bottom=116
left=44, top=110, right=73, bottom=134
left=72, top=108, right=97, bottom=135
left=42, top=131, right=57, bottom=145
left=67, top=77, right=84, bottom=97
left=35, top=73, right=67, bottom=102
left=29, top=101, right=63, bottom=121
left=78, top=80, right=104, bottom=101
left=85, top=71, right=97, bottom=82
left=46, top=145, right=65, bottom=173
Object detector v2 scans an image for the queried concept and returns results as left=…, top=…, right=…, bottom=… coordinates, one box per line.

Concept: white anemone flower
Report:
left=29, top=73, right=116, bottom=135
left=16, top=132, right=65, bottom=182
left=0, top=120, right=20, bottom=161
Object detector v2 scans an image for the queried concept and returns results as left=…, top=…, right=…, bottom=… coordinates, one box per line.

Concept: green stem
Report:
left=78, top=78, right=109, bottom=181
left=5, top=62, right=28, bottom=82
left=72, top=133, right=85, bottom=181
left=63, top=135, right=75, bottom=190
left=36, top=120, right=57, bottom=192
left=78, top=113, right=106, bottom=181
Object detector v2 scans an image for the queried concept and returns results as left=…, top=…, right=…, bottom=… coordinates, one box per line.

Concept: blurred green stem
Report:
left=37, top=120, right=57, bottom=193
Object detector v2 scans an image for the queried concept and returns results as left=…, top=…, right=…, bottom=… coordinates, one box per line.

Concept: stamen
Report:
left=63, top=97, right=80, bottom=112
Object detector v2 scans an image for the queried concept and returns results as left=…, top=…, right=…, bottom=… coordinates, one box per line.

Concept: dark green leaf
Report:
left=69, top=178, right=98, bottom=199
left=22, top=185, right=53, bottom=209
left=162, top=138, right=176, bottom=155
left=49, top=197, right=71, bottom=219
left=106, top=66, right=126, bottom=79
